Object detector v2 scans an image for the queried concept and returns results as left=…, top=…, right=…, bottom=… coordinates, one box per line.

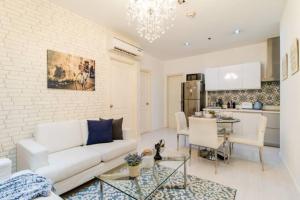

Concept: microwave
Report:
left=186, top=73, right=205, bottom=81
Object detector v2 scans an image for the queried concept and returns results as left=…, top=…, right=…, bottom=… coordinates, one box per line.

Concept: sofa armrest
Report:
left=0, top=158, right=12, bottom=181
left=17, top=139, right=49, bottom=171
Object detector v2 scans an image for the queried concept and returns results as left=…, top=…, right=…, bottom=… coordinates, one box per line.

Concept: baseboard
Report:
left=279, top=151, right=300, bottom=193
left=142, top=127, right=168, bottom=134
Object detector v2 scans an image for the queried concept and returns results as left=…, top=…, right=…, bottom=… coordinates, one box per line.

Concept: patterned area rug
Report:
left=62, top=166, right=236, bottom=200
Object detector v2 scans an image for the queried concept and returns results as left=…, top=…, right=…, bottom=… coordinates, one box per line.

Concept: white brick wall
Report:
left=0, top=0, right=119, bottom=170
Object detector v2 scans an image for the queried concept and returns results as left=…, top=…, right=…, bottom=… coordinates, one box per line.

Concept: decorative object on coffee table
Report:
left=154, top=140, right=165, bottom=161
left=124, top=153, right=142, bottom=178
left=141, top=149, right=154, bottom=168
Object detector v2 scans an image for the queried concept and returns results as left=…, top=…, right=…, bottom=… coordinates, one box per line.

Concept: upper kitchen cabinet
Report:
left=205, top=67, right=219, bottom=91
left=242, top=62, right=261, bottom=89
left=205, top=62, right=261, bottom=91
left=218, top=64, right=242, bottom=90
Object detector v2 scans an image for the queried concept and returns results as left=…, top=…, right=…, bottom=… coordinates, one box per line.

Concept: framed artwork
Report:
left=47, top=50, right=95, bottom=91
left=290, top=39, right=299, bottom=75
left=282, top=53, right=288, bottom=80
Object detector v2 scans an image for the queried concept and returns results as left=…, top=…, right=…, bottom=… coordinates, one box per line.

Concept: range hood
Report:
left=262, top=37, right=280, bottom=81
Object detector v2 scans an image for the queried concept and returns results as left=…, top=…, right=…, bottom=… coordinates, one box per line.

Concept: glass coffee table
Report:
left=95, top=154, right=190, bottom=200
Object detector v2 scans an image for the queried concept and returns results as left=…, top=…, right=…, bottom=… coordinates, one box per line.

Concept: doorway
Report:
left=167, top=74, right=184, bottom=128
left=109, top=56, right=138, bottom=138
left=140, top=70, right=152, bottom=134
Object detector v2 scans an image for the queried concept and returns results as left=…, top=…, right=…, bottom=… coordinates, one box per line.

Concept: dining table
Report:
left=190, top=116, right=241, bottom=160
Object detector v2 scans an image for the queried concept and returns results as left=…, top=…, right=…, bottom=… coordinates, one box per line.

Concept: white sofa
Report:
left=0, top=158, right=62, bottom=200
left=17, top=120, right=137, bottom=195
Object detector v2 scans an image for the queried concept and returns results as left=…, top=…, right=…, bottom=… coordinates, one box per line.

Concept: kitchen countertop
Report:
left=203, top=108, right=280, bottom=114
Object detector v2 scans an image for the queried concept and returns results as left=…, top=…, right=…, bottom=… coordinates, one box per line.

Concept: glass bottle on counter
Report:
left=232, top=101, right=236, bottom=109
left=227, top=101, right=231, bottom=109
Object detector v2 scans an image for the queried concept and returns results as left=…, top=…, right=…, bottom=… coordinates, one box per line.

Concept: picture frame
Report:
left=47, top=50, right=95, bottom=91
left=290, top=39, right=299, bottom=75
left=282, top=53, right=288, bottom=80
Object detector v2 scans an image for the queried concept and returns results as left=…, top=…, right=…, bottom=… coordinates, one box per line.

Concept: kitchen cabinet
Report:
left=205, top=62, right=261, bottom=91
left=242, top=62, right=261, bottom=89
left=262, top=113, right=280, bottom=147
left=205, top=68, right=219, bottom=91
left=218, top=65, right=242, bottom=90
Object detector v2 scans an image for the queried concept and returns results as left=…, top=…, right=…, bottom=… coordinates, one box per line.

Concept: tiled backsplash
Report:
left=208, top=81, right=280, bottom=106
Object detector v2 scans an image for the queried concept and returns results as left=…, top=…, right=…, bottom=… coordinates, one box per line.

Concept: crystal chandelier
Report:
left=127, top=0, right=178, bottom=43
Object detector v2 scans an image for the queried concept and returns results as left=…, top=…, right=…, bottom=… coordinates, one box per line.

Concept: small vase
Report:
left=142, top=155, right=154, bottom=168
left=128, top=165, right=140, bottom=178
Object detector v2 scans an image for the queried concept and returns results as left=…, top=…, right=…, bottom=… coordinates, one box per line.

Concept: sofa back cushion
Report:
left=35, top=120, right=83, bottom=153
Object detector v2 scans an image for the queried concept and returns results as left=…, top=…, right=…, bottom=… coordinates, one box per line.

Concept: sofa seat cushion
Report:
left=87, top=140, right=137, bottom=162
left=35, top=147, right=101, bottom=183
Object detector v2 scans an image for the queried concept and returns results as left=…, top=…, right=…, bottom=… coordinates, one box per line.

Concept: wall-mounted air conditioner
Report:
left=108, top=37, right=143, bottom=58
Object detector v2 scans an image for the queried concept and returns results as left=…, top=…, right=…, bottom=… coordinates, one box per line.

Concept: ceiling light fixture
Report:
left=184, top=42, right=191, bottom=46
left=186, top=11, right=196, bottom=18
left=178, top=0, right=186, bottom=5
left=234, top=29, right=241, bottom=35
left=127, top=0, right=185, bottom=43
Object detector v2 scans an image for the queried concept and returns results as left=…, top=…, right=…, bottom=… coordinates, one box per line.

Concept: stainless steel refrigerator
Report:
left=181, top=79, right=206, bottom=118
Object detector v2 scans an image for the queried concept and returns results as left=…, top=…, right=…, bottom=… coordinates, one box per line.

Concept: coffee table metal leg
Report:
left=100, top=180, right=104, bottom=200
left=134, top=179, right=143, bottom=200
left=184, top=158, right=187, bottom=189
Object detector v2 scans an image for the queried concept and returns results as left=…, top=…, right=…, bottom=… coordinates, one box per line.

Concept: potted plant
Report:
left=205, top=110, right=216, bottom=118
left=124, top=153, right=142, bottom=178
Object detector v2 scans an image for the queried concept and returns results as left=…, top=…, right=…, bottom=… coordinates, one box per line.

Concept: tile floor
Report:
left=138, top=128, right=300, bottom=200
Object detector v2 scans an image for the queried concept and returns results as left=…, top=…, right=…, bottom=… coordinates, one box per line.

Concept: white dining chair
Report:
left=228, top=115, right=267, bottom=171
left=188, top=117, right=226, bottom=174
left=175, top=112, right=189, bottom=150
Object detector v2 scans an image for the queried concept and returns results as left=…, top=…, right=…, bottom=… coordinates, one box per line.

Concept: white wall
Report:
left=164, top=42, right=267, bottom=76
left=280, top=0, right=300, bottom=192
left=141, top=54, right=164, bottom=130
left=0, top=0, right=146, bottom=170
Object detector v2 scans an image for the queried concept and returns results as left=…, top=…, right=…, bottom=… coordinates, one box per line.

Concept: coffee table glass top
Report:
left=95, top=155, right=189, bottom=200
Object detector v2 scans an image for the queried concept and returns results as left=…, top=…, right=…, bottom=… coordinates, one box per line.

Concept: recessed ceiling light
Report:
left=186, top=11, right=196, bottom=18
left=234, top=29, right=241, bottom=35
left=178, top=0, right=186, bottom=5
left=184, top=42, right=191, bottom=47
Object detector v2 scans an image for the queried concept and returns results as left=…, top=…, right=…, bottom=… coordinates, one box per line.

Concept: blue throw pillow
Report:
left=87, top=120, right=113, bottom=145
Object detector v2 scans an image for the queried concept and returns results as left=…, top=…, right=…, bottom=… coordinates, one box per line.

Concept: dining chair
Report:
left=188, top=117, right=226, bottom=174
left=175, top=112, right=189, bottom=150
left=228, top=115, right=267, bottom=171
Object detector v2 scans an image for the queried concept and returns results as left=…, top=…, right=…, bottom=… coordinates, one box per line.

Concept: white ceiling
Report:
left=50, top=0, right=286, bottom=60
